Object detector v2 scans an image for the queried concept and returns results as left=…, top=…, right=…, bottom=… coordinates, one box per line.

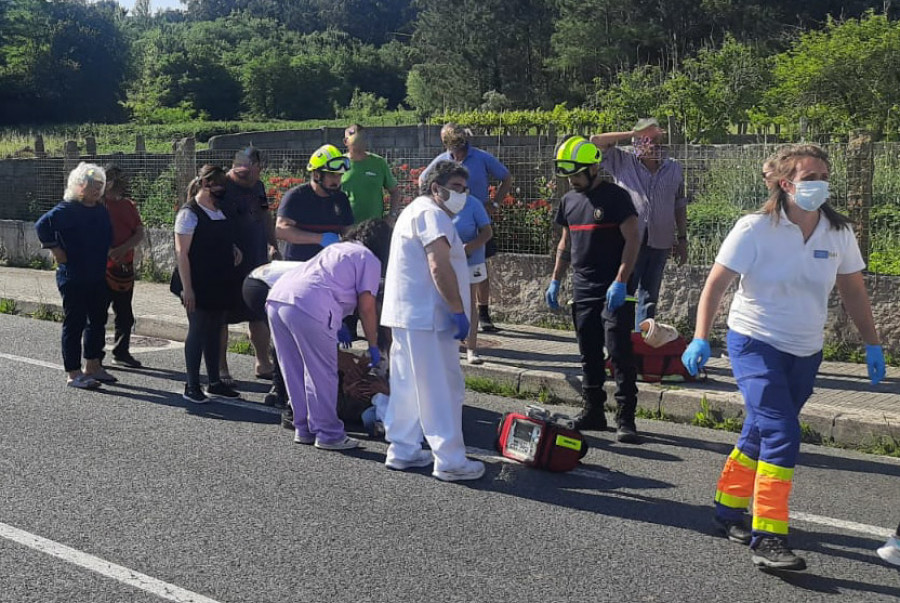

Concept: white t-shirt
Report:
left=716, top=210, right=865, bottom=356
left=381, top=196, right=471, bottom=330
left=174, top=204, right=227, bottom=235
left=248, top=260, right=302, bottom=287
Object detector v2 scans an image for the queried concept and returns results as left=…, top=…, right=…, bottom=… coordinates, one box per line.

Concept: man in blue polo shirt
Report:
left=419, top=123, right=511, bottom=333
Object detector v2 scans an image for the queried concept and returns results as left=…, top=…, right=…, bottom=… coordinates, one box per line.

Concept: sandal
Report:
left=85, top=369, right=118, bottom=384
left=67, top=375, right=101, bottom=390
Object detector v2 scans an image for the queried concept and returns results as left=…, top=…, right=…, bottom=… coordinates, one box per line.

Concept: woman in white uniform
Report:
left=380, top=160, right=485, bottom=481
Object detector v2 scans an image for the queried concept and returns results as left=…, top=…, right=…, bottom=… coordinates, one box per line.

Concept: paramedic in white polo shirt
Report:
left=682, top=144, right=884, bottom=572
left=380, top=160, right=486, bottom=482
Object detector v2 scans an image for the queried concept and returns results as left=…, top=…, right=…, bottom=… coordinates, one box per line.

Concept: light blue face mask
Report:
left=790, top=180, right=830, bottom=212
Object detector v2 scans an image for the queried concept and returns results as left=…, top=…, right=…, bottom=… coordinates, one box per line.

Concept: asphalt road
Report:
left=1, top=313, right=899, bottom=603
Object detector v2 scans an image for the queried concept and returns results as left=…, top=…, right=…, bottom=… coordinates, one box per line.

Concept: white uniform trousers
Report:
left=385, top=326, right=467, bottom=472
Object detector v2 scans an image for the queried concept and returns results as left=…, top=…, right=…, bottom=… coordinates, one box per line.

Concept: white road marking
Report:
left=0, top=352, right=62, bottom=371
left=1, top=352, right=893, bottom=540
left=790, top=512, right=894, bottom=538
left=0, top=521, right=224, bottom=603
left=0, top=352, right=280, bottom=415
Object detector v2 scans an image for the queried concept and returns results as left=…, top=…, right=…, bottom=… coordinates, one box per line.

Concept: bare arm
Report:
left=357, top=291, right=379, bottom=350
left=692, top=263, right=739, bottom=340
left=387, top=185, right=401, bottom=215
left=491, top=174, right=512, bottom=208
left=110, top=224, right=145, bottom=261
left=551, top=227, right=571, bottom=281
left=590, top=124, right=666, bottom=151
left=275, top=216, right=333, bottom=246
left=616, top=216, right=640, bottom=284
left=425, top=237, right=465, bottom=313
left=464, top=224, right=493, bottom=257
left=835, top=271, right=881, bottom=345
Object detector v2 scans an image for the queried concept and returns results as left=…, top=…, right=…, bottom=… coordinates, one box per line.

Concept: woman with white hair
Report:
left=35, top=162, right=115, bottom=389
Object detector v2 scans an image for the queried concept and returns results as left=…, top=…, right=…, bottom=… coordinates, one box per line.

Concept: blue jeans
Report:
left=59, top=280, right=109, bottom=372
left=630, top=241, right=670, bottom=329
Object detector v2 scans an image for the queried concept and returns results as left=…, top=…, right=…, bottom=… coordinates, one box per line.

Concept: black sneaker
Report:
left=263, top=390, right=285, bottom=408
left=573, top=410, right=608, bottom=431
left=751, top=537, right=807, bottom=571
left=281, top=406, right=294, bottom=429
left=479, top=317, right=500, bottom=333
left=183, top=384, right=208, bottom=404
left=112, top=353, right=143, bottom=368
left=714, top=516, right=752, bottom=545
left=206, top=381, right=241, bottom=399
left=616, top=422, right=641, bottom=444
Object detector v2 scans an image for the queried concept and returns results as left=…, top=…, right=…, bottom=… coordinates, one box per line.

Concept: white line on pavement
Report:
left=0, top=352, right=63, bottom=371
left=790, top=512, right=893, bottom=538
left=0, top=351, right=281, bottom=415
left=0, top=521, right=224, bottom=603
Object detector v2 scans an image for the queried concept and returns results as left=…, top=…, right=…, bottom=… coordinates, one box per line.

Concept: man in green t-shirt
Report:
left=341, top=124, right=400, bottom=222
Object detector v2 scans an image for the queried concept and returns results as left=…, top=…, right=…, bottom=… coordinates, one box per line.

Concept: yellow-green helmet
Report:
left=307, top=144, right=350, bottom=173
left=554, top=136, right=601, bottom=176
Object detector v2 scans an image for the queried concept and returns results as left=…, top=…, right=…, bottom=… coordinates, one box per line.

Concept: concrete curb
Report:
left=5, top=296, right=896, bottom=450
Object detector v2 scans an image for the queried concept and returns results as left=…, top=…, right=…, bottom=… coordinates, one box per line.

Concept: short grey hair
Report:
left=419, top=160, right=468, bottom=195
left=64, top=162, right=106, bottom=201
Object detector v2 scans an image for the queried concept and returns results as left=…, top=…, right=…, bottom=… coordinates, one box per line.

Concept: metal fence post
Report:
left=846, top=130, right=873, bottom=266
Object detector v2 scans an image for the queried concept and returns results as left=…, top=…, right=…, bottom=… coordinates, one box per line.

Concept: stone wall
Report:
left=3, top=220, right=899, bottom=355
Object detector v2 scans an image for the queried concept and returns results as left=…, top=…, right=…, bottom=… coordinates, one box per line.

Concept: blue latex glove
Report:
left=866, top=344, right=886, bottom=385
left=682, top=338, right=711, bottom=377
left=337, top=325, right=352, bottom=349
left=605, top=281, right=627, bottom=311
left=545, top=279, right=560, bottom=309
left=320, top=232, right=340, bottom=247
left=368, top=345, right=381, bottom=368
left=451, top=312, right=470, bottom=341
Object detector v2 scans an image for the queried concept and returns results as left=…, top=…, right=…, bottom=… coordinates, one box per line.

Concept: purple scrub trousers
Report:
left=267, top=300, right=346, bottom=445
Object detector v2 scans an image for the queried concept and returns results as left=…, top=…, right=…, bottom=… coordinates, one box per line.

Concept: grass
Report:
left=464, top=376, right=564, bottom=405
left=0, top=298, right=19, bottom=315
left=29, top=304, right=62, bottom=322
left=823, top=341, right=898, bottom=366
left=227, top=338, right=254, bottom=356
left=2, top=255, right=54, bottom=270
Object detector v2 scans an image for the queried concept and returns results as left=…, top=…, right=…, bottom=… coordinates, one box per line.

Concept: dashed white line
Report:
left=0, top=521, right=224, bottom=603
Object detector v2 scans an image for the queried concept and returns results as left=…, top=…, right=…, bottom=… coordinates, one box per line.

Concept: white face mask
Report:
left=437, top=185, right=467, bottom=214
left=790, top=180, right=830, bottom=212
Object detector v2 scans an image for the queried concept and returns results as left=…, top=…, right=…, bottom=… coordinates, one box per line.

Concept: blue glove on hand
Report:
left=605, top=281, right=627, bottom=311
left=681, top=338, right=711, bottom=377
left=866, top=344, right=886, bottom=385
left=337, top=325, right=352, bottom=349
left=368, top=345, right=381, bottom=368
left=320, top=232, right=340, bottom=247
left=451, top=312, right=470, bottom=341
left=545, top=280, right=560, bottom=309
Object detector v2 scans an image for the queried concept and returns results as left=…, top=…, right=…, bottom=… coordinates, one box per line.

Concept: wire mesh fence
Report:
left=2, top=139, right=898, bottom=276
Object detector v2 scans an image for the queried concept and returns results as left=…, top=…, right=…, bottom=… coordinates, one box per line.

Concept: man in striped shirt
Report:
left=591, top=119, right=689, bottom=328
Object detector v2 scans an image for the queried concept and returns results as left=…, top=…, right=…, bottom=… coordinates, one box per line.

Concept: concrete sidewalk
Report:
left=2, top=265, right=898, bottom=446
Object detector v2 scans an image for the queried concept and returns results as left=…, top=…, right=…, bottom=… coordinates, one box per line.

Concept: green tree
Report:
left=770, top=11, right=900, bottom=136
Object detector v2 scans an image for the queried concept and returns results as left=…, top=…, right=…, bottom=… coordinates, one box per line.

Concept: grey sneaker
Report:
left=293, top=430, right=315, bottom=445
left=386, top=449, right=433, bottom=470
left=315, top=436, right=360, bottom=451
left=433, top=459, right=485, bottom=482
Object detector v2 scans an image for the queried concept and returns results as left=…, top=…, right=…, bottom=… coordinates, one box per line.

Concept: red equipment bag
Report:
left=495, top=406, right=588, bottom=472
left=607, top=332, right=698, bottom=383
